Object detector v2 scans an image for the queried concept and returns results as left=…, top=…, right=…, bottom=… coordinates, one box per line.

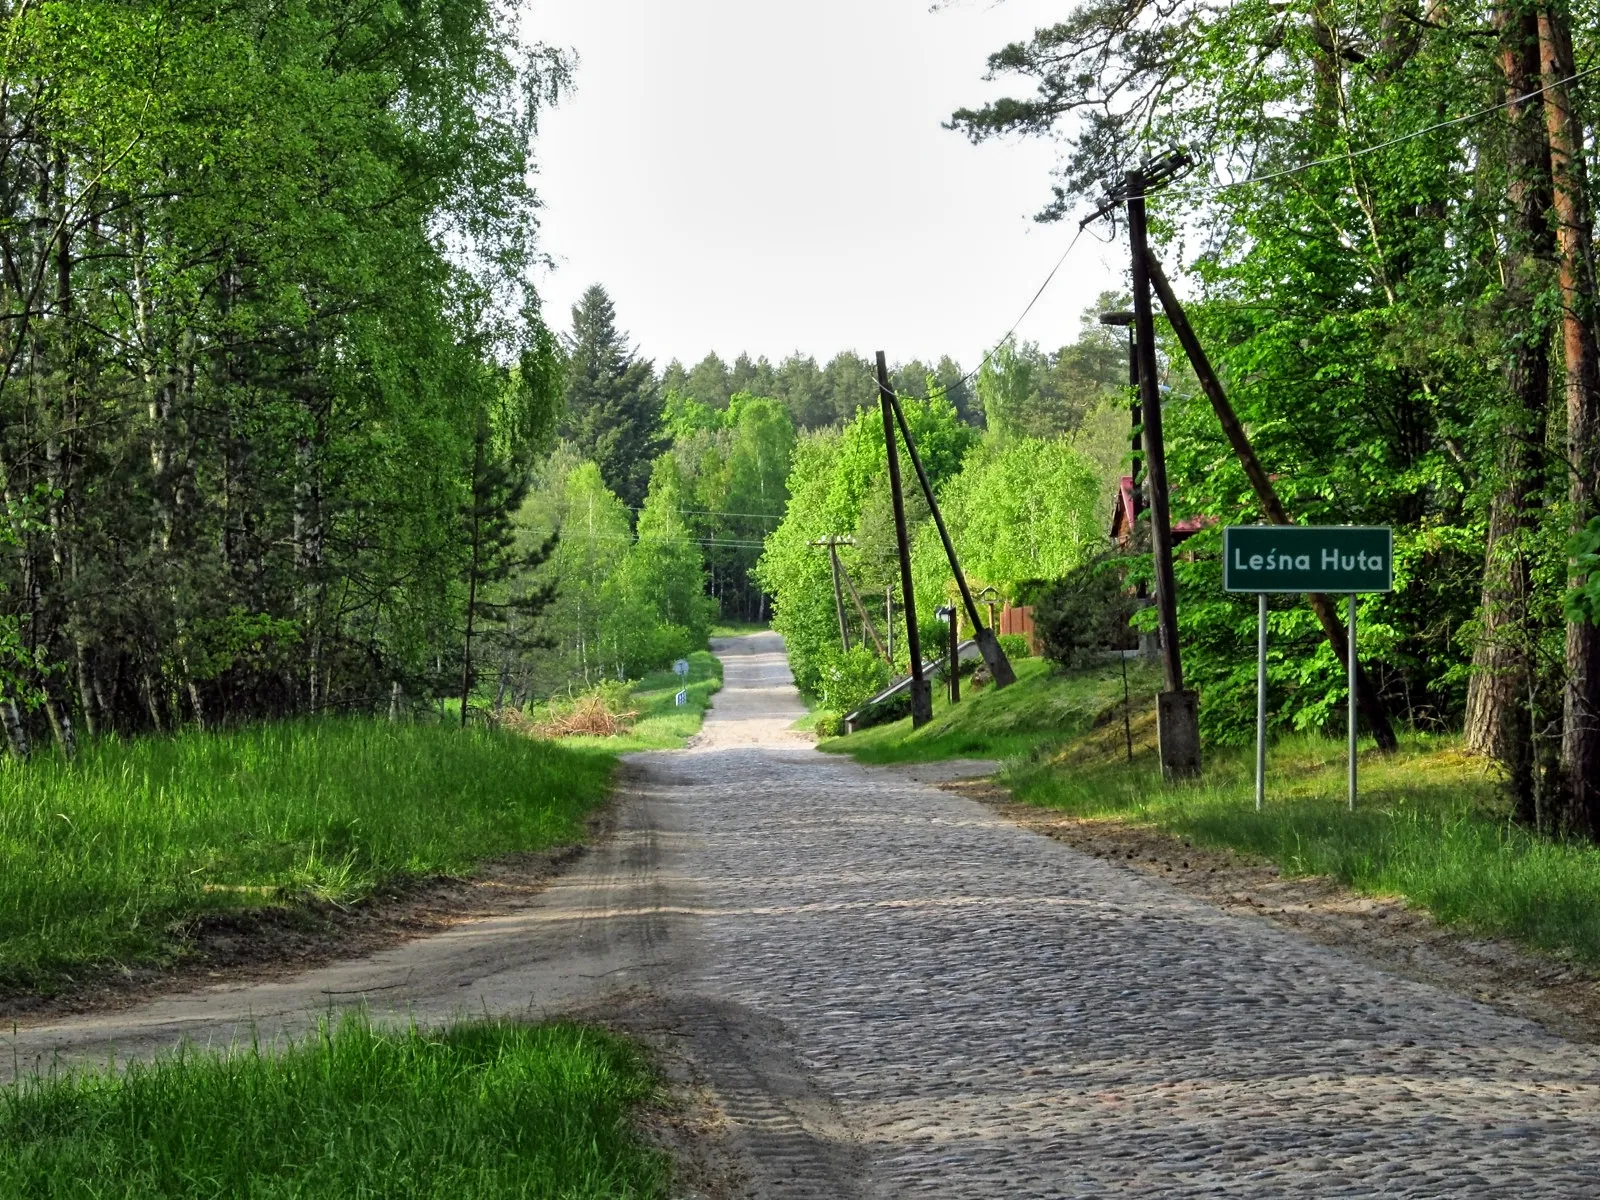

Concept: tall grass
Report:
left=0, top=1016, right=671, bottom=1199
left=1012, top=735, right=1600, bottom=962
left=0, top=720, right=616, bottom=990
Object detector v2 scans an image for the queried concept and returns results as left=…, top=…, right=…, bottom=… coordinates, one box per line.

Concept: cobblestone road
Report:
left=667, top=634, right=1600, bottom=1197
left=9, top=632, right=1600, bottom=1196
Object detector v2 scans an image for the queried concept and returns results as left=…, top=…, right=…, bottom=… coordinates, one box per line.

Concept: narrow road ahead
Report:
left=9, top=634, right=1600, bottom=1197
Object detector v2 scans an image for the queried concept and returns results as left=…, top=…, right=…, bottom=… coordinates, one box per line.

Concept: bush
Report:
left=1034, top=557, right=1137, bottom=669
left=848, top=689, right=911, bottom=731
left=819, top=645, right=892, bottom=715
left=997, top=632, right=1032, bottom=660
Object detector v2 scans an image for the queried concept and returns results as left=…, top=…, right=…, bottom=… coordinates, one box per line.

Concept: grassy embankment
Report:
left=822, top=655, right=1600, bottom=963
left=709, top=619, right=769, bottom=638
left=580, top=649, right=724, bottom=752
left=0, top=650, right=723, bottom=993
left=0, top=1017, right=671, bottom=1199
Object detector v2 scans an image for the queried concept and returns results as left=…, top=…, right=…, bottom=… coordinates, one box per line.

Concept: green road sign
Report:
left=1224, top=525, right=1393, bottom=594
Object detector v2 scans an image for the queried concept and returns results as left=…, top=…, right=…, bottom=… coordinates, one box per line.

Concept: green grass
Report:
left=819, top=656, right=1154, bottom=764
left=709, top=620, right=768, bottom=638
left=0, top=1016, right=671, bottom=1199
left=562, top=650, right=724, bottom=753
left=1010, top=734, right=1600, bottom=962
left=0, top=719, right=619, bottom=991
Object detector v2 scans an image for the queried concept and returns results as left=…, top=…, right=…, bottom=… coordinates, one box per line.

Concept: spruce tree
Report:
left=560, top=286, right=664, bottom=509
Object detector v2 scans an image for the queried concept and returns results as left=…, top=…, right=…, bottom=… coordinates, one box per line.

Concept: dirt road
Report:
left=8, top=633, right=1600, bottom=1196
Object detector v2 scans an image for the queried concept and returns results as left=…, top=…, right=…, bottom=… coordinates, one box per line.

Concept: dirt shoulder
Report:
left=0, top=810, right=608, bottom=1026
left=942, top=777, right=1600, bottom=1045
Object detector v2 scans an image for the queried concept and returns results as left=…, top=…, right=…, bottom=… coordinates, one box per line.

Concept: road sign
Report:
left=673, top=659, right=690, bottom=678
left=1223, top=526, right=1393, bottom=594
left=675, top=689, right=687, bottom=707
left=1227, top=525, right=1393, bottom=814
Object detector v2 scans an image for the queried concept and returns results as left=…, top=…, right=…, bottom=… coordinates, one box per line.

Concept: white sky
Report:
left=520, top=0, right=1125, bottom=372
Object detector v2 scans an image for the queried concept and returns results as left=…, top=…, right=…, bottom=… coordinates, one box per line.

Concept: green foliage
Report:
left=0, top=1017, right=671, bottom=1198
left=0, top=0, right=573, bottom=737
left=950, top=0, right=1590, bottom=750
left=997, top=633, right=1033, bottom=660
left=560, top=285, right=664, bottom=509
left=817, top=645, right=892, bottom=716
left=1035, top=557, right=1137, bottom=669
left=759, top=383, right=1109, bottom=700
left=914, top=436, right=1103, bottom=603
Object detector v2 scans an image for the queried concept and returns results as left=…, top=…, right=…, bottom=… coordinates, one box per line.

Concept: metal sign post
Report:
left=1224, top=526, right=1393, bottom=810
left=1256, top=593, right=1267, bottom=812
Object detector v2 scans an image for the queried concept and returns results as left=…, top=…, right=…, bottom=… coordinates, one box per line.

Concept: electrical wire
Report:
left=873, top=63, right=1600, bottom=411
left=627, top=505, right=786, bottom=522
left=1123, top=62, right=1600, bottom=208
left=874, top=222, right=1091, bottom=406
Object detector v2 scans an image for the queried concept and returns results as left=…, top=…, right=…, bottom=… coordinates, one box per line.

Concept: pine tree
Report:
left=561, top=286, right=664, bottom=509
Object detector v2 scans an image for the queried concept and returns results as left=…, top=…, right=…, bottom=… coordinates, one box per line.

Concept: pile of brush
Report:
left=507, top=683, right=638, bottom=739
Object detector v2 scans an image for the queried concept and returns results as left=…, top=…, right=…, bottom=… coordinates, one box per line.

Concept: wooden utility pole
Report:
left=1146, top=256, right=1400, bottom=755
left=883, top=387, right=1017, bottom=688
left=1127, top=169, right=1200, bottom=778
left=886, top=586, right=895, bottom=667
left=823, top=538, right=851, bottom=652
left=839, top=557, right=889, bottom=661
left=877, top=353, right=932, bottom=726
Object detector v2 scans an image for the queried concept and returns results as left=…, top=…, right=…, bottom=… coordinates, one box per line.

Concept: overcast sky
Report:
left=520, top=0, right=1125, bottom=372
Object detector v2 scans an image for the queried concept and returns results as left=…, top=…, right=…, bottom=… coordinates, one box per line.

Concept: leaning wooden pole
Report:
left=1146, top=255, right=1400, bottom=755
left=827, top=541, right=852, bottom=652
left=884, top=390, right=1017, bottom=688
left=877, top=352, right=933, bottom=726
left=838, top=557, right=889, bottom=661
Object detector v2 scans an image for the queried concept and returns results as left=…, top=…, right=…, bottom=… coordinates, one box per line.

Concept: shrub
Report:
left=1034, top=556, right=1137, bottom=669
left=997, top=632, right=1032, bottom=660
left=849, top=689, right=911, bottom=731
left=819, top=645, right=892, bottom=715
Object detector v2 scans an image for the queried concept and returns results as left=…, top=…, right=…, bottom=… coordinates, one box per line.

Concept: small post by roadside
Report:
left=886, top=586, right=894, bottom=668
left=937, top=605, right=960, bottom=705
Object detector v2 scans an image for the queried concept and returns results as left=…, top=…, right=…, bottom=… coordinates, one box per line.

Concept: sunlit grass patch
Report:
left=820, top=656, right=1150, bottom=764
left=0, top=1016, right=671, bottom=1199
left=1011, top=735, right=1600, bottom=962
left=0, top=720, right=617, bottom=991
left=579, top=650, right=724, bottom=752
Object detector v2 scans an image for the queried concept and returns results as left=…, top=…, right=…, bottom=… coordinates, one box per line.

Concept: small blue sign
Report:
left=675, top=689, right=688, bottom=707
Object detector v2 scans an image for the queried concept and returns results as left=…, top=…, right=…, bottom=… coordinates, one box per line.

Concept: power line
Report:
left=1129, top=62, right=1600, bottom=208
left=876, top=223, right=1091, bottom=407
left=627, top=505, right=786, bottom=522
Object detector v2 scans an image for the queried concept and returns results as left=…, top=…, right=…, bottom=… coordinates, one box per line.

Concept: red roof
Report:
left=1110, top=476, right=1213, bottom=545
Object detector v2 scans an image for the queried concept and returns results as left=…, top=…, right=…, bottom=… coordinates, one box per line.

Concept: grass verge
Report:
left=0, top=719, right=618, bottom=992
left=0, top=1016, right=671, bottom=1199
left=709, top=620, right=768, bottom=638
left=560, top=650, right=724, bottom=753
left=819, top=656, right=1155, bottom=764
left=826, top=655, right=1600, bottom=963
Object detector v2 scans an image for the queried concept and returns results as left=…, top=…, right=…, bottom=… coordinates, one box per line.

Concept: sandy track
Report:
left=8, top=634, right=1600, bottom=1197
